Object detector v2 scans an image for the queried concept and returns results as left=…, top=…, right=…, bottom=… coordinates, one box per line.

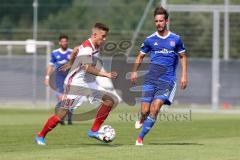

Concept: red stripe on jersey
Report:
left=82, top=39, right=94, bottom=50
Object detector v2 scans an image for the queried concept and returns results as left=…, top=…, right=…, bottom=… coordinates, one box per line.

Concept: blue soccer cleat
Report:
left=35, top=136, right=46, bottom=145
left=88, top=129, right=103, bottom=141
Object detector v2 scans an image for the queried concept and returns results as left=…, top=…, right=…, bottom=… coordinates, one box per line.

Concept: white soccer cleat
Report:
left=135, top=138, right=143, bottom=146
left=135, top=120, right=143, bottom=129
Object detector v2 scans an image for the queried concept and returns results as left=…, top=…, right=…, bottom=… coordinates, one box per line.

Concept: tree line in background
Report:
left=0, top=0, right=239, bottom=58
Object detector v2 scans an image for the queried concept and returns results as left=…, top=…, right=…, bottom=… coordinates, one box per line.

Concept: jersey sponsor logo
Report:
left=56, top=55, right=61, bottom=59
left=154, top=42, right=158, bottom=46
left=58, top=59, right=68, bottom=64
left=170, top=41, right=176, bottom=47
left=155, top=49, right=174, bottom=54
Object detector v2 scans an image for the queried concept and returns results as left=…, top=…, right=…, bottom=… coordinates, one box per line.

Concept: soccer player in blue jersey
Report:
left=44, top=34, right=73, bottom=125
left=131, top=7, right=188, bottom=145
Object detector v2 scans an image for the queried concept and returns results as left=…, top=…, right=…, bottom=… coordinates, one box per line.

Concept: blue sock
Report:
left=139, top=115, right=156, bottom=139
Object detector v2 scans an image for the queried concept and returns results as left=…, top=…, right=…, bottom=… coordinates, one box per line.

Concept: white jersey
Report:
left=62, top=39, right=120, bottom=109
left=64, top=39, right=100, bottom=86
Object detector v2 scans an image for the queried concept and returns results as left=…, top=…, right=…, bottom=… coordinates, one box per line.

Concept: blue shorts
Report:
left=55, top=72, right=67, bottom=93
left=140, top=82, right=176, bottom=105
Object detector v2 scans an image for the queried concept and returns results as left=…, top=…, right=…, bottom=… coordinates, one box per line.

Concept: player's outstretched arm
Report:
left=59, top=46, right=79, bottom=72
left=131, top=53, right=145, bottom=84
left=82, top=64, right=118, bottom=79
left=179, top=53, right=188, bottom=90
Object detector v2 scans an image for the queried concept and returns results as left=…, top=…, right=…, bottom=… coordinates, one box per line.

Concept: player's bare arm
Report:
left=59, top=46, right=79, bottom=72
left=82, top=64, right=118, bottom=79
left=131, top=53, right=145, bottom=84
left=179, top=53, right=188, bottom=90
left=44, top=64, right=54, bottom=86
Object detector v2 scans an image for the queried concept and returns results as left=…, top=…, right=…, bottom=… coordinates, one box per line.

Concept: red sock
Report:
left=91, top=104, right=112, bottom=132
left=38, top=115, right=60, bottom=138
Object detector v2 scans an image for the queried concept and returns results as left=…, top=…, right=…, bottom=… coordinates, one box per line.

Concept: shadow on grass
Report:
left=39, top=143, right=123, bottom=150
left=148, top=142, right=204, bottom=146
left=80, top=143, right=123, bottom=147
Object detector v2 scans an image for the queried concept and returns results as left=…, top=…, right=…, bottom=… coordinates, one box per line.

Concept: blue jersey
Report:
left=140, top=31, right=186, bottom=85
left=50, top=48, right=72, bottom=69
left=49, top=48, right=72, bottom=93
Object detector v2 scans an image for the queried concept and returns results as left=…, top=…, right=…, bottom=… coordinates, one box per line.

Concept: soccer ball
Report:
left=98, top=125, right=116, bottom=143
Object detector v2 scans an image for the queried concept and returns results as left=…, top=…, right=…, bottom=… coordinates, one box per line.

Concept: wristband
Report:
left=45, top=75, right=50, bottom=79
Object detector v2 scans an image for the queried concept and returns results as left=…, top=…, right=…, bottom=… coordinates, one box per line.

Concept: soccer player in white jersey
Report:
left=44, top=34, right=73, bottom=125
left=131, top=7, right=188, bottom=145
left=36, top=23, right=118, bottom=145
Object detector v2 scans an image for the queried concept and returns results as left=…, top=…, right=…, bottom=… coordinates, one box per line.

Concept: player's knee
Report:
left=150, top=107, right=159, bottom=118
left=102, top=95, right=116, bottom=107
left=103, top=99, right=114, bottom=107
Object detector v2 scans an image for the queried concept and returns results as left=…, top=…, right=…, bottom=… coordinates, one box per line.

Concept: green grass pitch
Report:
left=0, top=105, right=240, bottom=160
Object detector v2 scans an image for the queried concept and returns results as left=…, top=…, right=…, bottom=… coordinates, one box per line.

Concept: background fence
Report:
left=0, top=0, right=239, bottom=110
left=0, top=56, right=239, bottom=108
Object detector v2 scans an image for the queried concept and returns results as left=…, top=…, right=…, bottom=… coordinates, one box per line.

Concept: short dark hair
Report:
left=94, top=22, right=109, bottom=32
left=58, top=34, right=68, bottom=41
left=154, top=7, right=169, bottom=19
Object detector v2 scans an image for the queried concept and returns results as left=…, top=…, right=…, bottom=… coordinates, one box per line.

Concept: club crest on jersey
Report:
left=170, top=41, right=176, bottom=47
